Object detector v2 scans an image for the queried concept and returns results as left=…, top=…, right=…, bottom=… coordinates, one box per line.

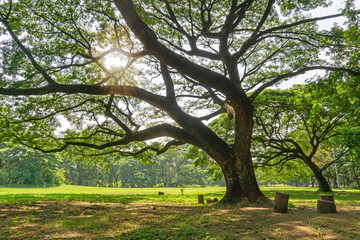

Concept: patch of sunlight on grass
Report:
left=0, top=184, right=359, bottom=206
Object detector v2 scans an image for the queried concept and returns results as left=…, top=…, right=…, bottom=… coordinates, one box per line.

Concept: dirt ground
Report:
left=1, top=201, right=360, bottom=239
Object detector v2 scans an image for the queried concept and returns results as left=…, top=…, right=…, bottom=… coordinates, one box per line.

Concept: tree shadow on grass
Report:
left=112, top=204, right=360, bottom=240
left=263, top=189, right=360, bottom=206
left=1, top=200, right=360, bottom=239
left=0, top=193, right=146, bottom=204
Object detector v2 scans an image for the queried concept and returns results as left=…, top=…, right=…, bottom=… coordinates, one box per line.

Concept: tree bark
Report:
left=218, top=101, right=268, bottom=204
left=219, top=158, right=267, bottom=204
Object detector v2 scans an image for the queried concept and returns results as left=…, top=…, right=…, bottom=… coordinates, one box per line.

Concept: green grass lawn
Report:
left=0, top=185, right=217, bottom=203
left=0, top=184, right=359, bottom=206
left=1, top=185, right=360, bottom=239
left=0, top=185, right=225, bottom=204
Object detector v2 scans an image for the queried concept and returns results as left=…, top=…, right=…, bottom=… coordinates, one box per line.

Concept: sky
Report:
left=278, top=0, right=360, bottom=89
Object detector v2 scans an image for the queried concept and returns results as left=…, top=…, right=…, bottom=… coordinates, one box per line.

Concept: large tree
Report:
left=0, top=0, right=359, bottom=203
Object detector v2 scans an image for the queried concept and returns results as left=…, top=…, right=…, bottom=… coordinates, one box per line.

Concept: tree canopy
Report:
left=253, top=85, right=348, bottom=192
left=0, top=0, right=359, bottom=203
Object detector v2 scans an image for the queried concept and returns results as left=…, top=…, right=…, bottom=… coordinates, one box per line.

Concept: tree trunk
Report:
left=218, top=101, right=268, bottom=204
left=303, top=159, right=332, bottom=192
left=219, top=157, right=267, bottom=204
left=315, top=172, right=332, bottom=192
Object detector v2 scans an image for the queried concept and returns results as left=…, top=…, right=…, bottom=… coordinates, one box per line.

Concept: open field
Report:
left=0, top=185, right=360, bottom=239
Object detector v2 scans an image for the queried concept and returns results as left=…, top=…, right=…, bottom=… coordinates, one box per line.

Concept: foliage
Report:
left=252, top=84, right=350, bottom=191
left=64, top=149, right=223, bottom=188
left=0, top=0, right=359, bottom=202
left=0, top=145, right=222, bottom=188
left=0, top=145, right=64, bottom=186
left=256, top=160, right=313, bottom=185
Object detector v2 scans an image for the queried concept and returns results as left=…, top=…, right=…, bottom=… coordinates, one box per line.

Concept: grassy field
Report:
left=0, top=185, right=359, bottom=239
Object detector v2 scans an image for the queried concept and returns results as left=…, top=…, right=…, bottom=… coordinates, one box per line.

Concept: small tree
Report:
left=253, top=85, right=349, bottom=192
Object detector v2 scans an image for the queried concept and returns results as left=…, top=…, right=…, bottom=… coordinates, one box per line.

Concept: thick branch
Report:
left=21, top=123, right=202, bottom=154
left=78, top=140, right=185, bottom=157
left=0, top=84, right=169, bottom=111
left=112, top=0, right=242, bottom=98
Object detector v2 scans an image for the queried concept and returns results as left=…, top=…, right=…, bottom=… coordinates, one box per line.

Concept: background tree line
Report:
left=1, top=130, right=359, bottom=189
left=0, top=145, right=225, bottom=187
